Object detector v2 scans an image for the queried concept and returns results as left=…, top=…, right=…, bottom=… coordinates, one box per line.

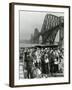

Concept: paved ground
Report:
left=19, top=61, right=64, bottom=79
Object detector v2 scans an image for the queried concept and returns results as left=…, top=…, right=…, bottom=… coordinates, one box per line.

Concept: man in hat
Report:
left=26, top=52, right=33, bottom=78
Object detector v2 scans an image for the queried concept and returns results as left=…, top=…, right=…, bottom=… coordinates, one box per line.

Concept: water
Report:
left=19, top=42, right=40, bottom=48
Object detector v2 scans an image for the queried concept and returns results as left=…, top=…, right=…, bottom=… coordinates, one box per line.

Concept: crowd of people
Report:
left=19, top=46, right=64, bottom=79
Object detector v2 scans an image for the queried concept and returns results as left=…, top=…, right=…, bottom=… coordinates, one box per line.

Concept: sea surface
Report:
left=19, top=42, right=40, bottom=48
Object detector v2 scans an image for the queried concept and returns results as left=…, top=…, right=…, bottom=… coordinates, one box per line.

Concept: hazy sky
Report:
left=20, top=11, right=64, bottom=40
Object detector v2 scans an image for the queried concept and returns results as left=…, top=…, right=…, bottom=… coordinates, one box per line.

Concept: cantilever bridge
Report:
left=31, top=14, right=64, bottom=47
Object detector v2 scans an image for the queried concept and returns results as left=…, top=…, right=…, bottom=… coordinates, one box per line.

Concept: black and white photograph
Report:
left=9, top=3, right=70, bottom=87
left=19, top=11, right=64, bottom=79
